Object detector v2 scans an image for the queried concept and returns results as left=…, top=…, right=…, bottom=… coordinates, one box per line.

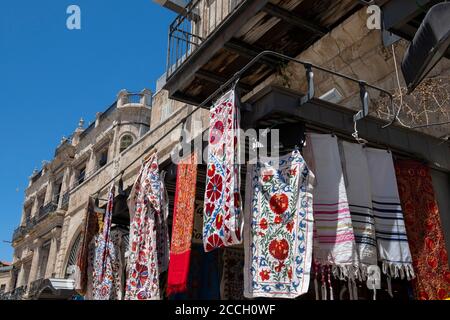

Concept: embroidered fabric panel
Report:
left=167, top=153, right=198, bottom=296
left=125, top=153, right=168, bottom=300
left=203, top=89, right=243, bottom=252
left=395, top=160, right=449, bottom=300
left=92, top=184, right=121, bottom=300
left=244, top=150, right=314, bottom=298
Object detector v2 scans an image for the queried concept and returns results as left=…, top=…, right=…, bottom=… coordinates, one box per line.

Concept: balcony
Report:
left=164, top=0, right=361, bottom=105
left=117, top=89, right=152, bottom=108
left=38, top=202, right=58, bottom=221
left=12, top=202, right=59, bottom=242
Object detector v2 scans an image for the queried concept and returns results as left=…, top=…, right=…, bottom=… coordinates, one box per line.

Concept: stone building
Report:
left=3, top=0, right=450, bottom=300
left=0, top=262, right=12, bottom=295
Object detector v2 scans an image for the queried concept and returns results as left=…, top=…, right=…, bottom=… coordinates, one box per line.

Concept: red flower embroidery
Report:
left=427, top=256, right=438, bottom=269
left=274, top=261, right=285, bottom=272
left=274, top=216, right=282, bottom=224
left=206, top=174, right=223, bottom=202
left=205, top=234, right=224, bottom=251
left=269, top=194, right=289, bottom=215
left=418, top=291, right=429, bottom=300
left=205, top=203, right=215, bottom=216
left=288, top=267, right=293, bottom=280
left=259, top=218, right=268, bottom=230
left=207, top=164, right=216, bottom=177
left=260, top=270, right=270, bottom=281
left=210, top=120, right=224, bottom=145
left=437, top=288, right=448, bottom=300
left=286, top=221, right=294, bottom=233
left=425, top=237, right=435, bottom=251
left=289, top=168, right=297, bottom=176
left=269, top=238, right=289, bottom=261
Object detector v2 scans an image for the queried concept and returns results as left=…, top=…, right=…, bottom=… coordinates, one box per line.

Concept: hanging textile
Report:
left=341, top=141, right=377, bottom=279
left=244, top=150, right=314, bottom=298
left=203, top=89, right=243, bottom=252
left=170, top=244, right=221, bottom=300
left=92, top=183, right=122, bottom=300
left=304, top=133, right=359, bottom=280
left=125, top=152, right=169, bottom=300
left=74, top=197, right=99, bottom=295
left=167, top=153, right=198, bottom=296
left=365, top=148, right=414, bottom=280
left=395, top=160, right=449, bottom=300
left=221, top=248, right=245, bottom=300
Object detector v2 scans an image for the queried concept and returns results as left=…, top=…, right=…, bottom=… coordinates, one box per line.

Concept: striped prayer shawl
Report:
left=365, top=148, right=414, bottom=280
left=341, top=141, right=377, bottom=279
left=305, top=134, right=360, bottom=280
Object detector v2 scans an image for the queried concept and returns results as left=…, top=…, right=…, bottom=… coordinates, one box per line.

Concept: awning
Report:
left=401, top=2, right=450, bottom=92
left=29, top=278, right=75, bottom=300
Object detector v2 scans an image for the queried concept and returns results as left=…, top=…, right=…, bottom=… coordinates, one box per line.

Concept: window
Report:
left=77, top=165, right=86, bottom=185
left=53, top=180, right=63, bottom=205
left=23, top=205, right=32, bottom=225
left=120, top=135, right=134, bottom=153
left=0, top=284, right=5, bottom=293
left=98, top=149, right=108, bottom=168
left=65, top=233, right=81, bottom=279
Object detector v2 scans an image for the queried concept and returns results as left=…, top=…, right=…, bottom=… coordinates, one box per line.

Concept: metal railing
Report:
left=29, top=278, right=44, bottom=297
left=38, top=202, right=58, bottom=221
left=61, top=191, right=70, bottom=209
left=12, top=202, right=58, bottom=242
left=167, top=0, right=245, bottom=77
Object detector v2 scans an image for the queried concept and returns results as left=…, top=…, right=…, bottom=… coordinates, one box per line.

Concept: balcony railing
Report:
left=29, top=278, right=45, bottom=297
left=38, top=202, right=58, bottom=221
left=12, top=202, right=58, bottom=242
left=61, top=192, right=70, bottom=209
left=167, top=0, right=244, bottom=78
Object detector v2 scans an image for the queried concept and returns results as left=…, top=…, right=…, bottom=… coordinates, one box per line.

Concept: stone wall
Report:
left=244, top=7, right=450, bottom=138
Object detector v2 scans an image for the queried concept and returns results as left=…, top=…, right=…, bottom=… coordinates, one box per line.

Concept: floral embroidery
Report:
left=203, top=89, right=243, bottom=252
left=395, top=160, right=450, bottom=300
left=125, top=153, right=169, bottom=300
left=244, top=150, right=314, bottom=298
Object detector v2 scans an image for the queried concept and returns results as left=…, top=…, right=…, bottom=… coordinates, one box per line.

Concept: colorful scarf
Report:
left=244, top=150, right=314, bottom=298
left=167, top=153, right=198, bottom=296
left=305, top=134, right=359, bottom=282
left=125, top=153, right=168, bottom=300
left=365, top=148, right=414, bottom=280
left=220, top=248, right=245, bottom=300
left=74, top=197, right=99, bottom=295
left=203, top=89, right=243, bottom=252
left=395, top=160, right=449, bottom=300
left=341, top=141, right=377, bottom=278
left=92, top=183, right=122, bottom=300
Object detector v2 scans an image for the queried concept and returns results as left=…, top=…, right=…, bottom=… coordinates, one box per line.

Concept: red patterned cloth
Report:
left=167, top=153, right=198, bottom=296
left=395, top=160, right=450, bottom=300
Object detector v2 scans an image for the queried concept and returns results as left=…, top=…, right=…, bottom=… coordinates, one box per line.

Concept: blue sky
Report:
left=0, top=0, right=175, bottom=261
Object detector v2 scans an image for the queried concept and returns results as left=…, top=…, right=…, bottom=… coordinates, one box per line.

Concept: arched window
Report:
left=120, top=135, right=134, bottom=153
left=65, top=233, right=82, bottom=279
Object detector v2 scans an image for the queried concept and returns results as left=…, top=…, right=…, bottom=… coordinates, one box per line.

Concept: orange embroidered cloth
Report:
left=395, top=160, right=450, bottom=300
left=167, top=153, right=198, bottom=296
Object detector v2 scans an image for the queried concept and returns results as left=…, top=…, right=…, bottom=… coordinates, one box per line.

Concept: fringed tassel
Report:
left=327, top=265, right=334, bottom=300
left=348, top=278, right=354, bottom=300
left=382, top=261, right=416, bottom=281
left=386, top=275, right=394, bottom=298
left=352, top=278, right=358, bottom=300
left=321, top=265, right=327, bottom=300
left=314, top=261, right=320, bottom=300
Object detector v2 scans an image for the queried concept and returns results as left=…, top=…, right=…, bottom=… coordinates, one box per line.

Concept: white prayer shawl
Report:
left=305, top=133, right=360, bottom=280
left=365, top=147, right=415, bottom=280
left=340, top=141, right=377, bottom=279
